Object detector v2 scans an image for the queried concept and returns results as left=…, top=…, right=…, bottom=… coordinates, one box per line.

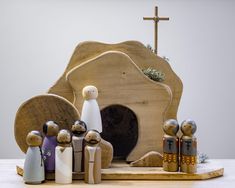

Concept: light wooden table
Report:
left=0, top=159, right=234, bottom=188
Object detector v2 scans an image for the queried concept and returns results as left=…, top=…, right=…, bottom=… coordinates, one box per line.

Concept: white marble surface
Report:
left=0, top=159, right=234, bottom=188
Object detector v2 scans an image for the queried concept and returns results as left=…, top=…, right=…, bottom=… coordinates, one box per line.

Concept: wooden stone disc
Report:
left=14, top=94, right=80, bottom=153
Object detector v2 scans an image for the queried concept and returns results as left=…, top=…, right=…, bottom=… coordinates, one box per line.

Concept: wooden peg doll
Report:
left=180, top=119, right=197, bottom=173
left=71, top=120, right=87, bottom=172
left=23, top=131, right=45, bottom=184
left=162, top=119, right=179, bottom=172
left=81, top=85, right=102, bottom=133
left=55, top=129, right=73, bottom=184
left=42, top=121, right=59, bottom=172
left=84, top=130, right=102, bottom=184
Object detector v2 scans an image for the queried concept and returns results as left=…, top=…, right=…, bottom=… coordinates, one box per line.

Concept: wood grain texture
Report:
left=143, top=6, right=170, bottom=54
left=100, top=139, right=113, bottom=169
left=101, top=162, right=224, bottom=180
left=84, top=145, right=101, bottom=184
left=66, top=51, right=172, bottom=162
left=16, top=165, right=23, bottom=176
left=14, top=94, right=80, bottom=153
left=48, top=41, right=183, bottom=120
left=16, top=160, right=224, bottom=180
left=130, top=151, right=163, bottom=167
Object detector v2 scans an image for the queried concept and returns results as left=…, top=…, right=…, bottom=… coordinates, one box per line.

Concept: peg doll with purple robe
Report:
left=42, top=121, right=59, bottom=172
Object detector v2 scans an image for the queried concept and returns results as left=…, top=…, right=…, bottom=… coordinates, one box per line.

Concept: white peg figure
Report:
left=55, top=129, right=73, bottom=184
left=23, top=131, right=45, bottom=184
left=81, top=85, right=102, bottom=133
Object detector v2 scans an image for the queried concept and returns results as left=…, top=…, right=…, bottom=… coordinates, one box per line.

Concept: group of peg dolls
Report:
left=162, top=119, right=197, bottom=173
left=23, top=85, right=103, bottom=184
left=22, top=84, right=198, bottom=184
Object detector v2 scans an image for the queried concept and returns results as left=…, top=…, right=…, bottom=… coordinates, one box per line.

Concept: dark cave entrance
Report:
left=100, top=105, right=138, bottom=160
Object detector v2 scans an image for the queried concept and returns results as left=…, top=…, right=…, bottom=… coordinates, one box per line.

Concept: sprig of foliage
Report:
left=142, top=67, right=165, bottom=82
left=197, top=152, right=209, bottom=163
left=146, top=44, right=170, bottom=62
left=162, top=56, right=170, bottom=62
left=146, top=44, right=156, bottom=54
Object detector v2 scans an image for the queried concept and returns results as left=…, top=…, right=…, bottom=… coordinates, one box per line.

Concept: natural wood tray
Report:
left=17, top=160, right=223, bottom=180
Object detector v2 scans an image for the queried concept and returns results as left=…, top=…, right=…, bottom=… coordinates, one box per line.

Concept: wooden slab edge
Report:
left=101, top=167, right=224, bottom=180
left=16, top=162, right=224, bottom=180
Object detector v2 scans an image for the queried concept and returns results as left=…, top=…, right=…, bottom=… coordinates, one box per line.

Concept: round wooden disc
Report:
left=14, top=94, right=80, bottom=153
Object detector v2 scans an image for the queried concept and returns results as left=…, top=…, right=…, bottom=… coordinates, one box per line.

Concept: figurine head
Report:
left=43, top=120, right=59, bottom=137
left=26, top=130, right=43, bottom=147
left=71, top=120, right=87, bottom=136
left=84, top=130, right=101, bottom=145
left=57, top=129, right=72, bottom=144
left=181, top=119, right=197, bottom=136
left=82, top=85, right=98, bottom=100
left=163, top=119, right=179, bottom=136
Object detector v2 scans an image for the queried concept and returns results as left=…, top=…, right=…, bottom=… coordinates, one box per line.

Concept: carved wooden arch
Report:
left=66, top=51, right=172, bottom=162
left=48, top=41, right=183, bottom=120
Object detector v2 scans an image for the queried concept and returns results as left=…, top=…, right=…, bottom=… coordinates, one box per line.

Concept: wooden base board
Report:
left=17, top=160, right=223, bottom=180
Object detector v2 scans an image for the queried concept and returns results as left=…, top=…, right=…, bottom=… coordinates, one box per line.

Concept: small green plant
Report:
left=197, top=152, right=209, bottom=163
left=146, top=44, right=156, bottom=54
left=146, top=44, right=170, bottom=62
left=142, top=67, right=165, bottom=82
left=162, top=56, right=170, bottom=62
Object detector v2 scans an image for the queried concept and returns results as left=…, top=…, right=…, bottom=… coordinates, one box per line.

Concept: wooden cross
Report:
left=143, top=6, right=169, bottom=55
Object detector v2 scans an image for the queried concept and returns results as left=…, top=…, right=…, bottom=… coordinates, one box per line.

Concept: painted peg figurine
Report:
left=71, top=120, right=87, bottom=172
left=55, top=129, right=73, bottom=184
left=84, top=130, right=102, bottom=184
left=162, top=119, right=179, bottom=172
left=42, top=121, right=59, bottom=172
left=81, top=85, right=102, bottom=133
left=23, top=131, right=45, bottom=184
left=180, top=119, right=197, bottom=173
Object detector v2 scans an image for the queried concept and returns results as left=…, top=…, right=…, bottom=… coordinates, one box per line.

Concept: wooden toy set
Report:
left=14, top=6, right=223, bottom=184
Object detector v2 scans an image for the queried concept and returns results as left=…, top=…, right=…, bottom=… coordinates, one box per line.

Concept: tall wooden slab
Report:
left=48, top=41, right=182, bottom=120
left=14, top=94, right=80, bottom=153
left=66, top=51, right=172, bottom=162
